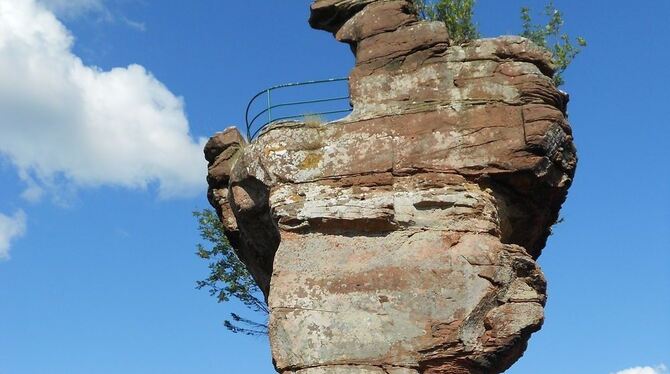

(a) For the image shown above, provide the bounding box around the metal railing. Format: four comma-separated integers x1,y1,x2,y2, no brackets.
245,77,352,140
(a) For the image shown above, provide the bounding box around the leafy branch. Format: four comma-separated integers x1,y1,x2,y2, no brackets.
521,1,587,86
194,209,268,336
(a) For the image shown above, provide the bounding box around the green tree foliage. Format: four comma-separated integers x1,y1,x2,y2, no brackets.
413,0,479,44
521,1,587,86
194,209,268,336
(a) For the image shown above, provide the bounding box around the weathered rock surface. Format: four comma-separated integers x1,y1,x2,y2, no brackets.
205,1,576,373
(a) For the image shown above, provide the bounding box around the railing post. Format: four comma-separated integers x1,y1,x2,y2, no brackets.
267,89,272,125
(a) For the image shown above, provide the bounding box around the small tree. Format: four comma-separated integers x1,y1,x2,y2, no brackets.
414,0,479,44
521,1,587,86
194,209,268,336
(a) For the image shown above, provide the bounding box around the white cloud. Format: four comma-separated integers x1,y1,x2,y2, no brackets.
0,210,27,260
613,364,668,374
120,16,146,32
0,0,206,200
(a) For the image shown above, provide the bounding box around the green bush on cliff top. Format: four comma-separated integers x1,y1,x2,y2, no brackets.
413,0,586,86
414,0,479,44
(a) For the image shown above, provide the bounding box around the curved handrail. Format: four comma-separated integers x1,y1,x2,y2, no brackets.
245,77,352,140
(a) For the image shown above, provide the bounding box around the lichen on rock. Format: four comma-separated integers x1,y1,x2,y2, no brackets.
204,1,576,373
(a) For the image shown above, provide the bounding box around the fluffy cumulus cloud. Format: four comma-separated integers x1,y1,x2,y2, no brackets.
614,364,668,374
0,210,27,260
0,0,206,200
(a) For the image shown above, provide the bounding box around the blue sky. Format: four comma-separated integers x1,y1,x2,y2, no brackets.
0,1,668,373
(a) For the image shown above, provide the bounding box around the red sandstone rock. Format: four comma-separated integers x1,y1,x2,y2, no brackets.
205,1,576,373
336,1,418,43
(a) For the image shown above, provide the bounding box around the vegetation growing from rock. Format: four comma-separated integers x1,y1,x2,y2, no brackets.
413,0,479,43
521,1,587,86
194,209,268,336
414,0,586,86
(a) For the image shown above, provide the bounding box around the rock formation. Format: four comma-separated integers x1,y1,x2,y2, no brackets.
205,1,576,373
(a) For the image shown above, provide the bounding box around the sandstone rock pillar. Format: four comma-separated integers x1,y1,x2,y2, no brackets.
205,1,576,373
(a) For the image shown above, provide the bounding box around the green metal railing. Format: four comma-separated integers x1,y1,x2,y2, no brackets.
245,77,352,140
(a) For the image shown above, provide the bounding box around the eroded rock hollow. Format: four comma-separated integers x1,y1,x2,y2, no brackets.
205,1,576,373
